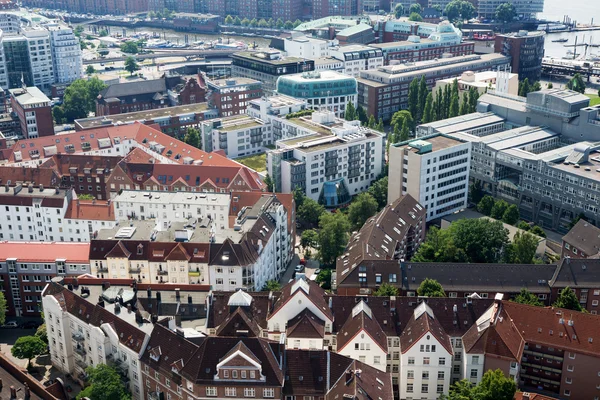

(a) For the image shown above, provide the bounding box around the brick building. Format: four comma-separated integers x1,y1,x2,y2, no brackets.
561,219,600,260
207,78,263,118
9,86,54,139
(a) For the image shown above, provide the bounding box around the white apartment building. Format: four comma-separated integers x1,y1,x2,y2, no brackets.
23,27,54,91
0,31,8,89
200,115,266,158
399,303,453,400
388,134,471,221
283,35,337,59
267,112,385,206
45,22,82,84
329,45,384,78
42,282,151,399
433,69,519,100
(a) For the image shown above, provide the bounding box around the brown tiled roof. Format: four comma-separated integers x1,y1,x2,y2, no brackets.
336,302,387,353
229,192,294,231
562,219,600,257
325,357,394,400
64,199,115,221
139,324,200,375
41,154,121,179
122,147,157,164
216,306,262,337
209,238,259,267
550,258,600,289
502,301,600,358
44,282,147,352
514,393,559,400
286,309,325,339
207,291,272,330
220,341,262,365
283,350,342,396
90,240,150,261
400,305,452,354
271,279,333,321
0,165,60,187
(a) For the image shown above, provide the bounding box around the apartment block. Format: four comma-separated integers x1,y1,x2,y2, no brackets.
267,112,384,206
200,115,266,158
9,85,53,138
206,77,263,118
282,35,336,59
495,31,545,82
329,44,384,78
388,135,471,221
45,22,82,84
478,0,543,19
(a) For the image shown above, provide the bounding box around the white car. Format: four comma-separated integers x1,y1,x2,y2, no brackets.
1,321,18,328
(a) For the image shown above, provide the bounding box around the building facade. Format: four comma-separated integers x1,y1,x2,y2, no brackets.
495,31,545,82
9,86,54,138
329,45,384,78
206,77,263,118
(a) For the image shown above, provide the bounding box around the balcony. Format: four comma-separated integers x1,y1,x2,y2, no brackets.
157,270,168,276
75,359,87,369
188,271,201,277
97,267,109,273
129,266,141,273
72,332,85,342
74,346,87,356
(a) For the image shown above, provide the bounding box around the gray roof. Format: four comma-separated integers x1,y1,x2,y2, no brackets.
550,258,600,288
562,220,600,257
401,262,556,293
100,78,167,99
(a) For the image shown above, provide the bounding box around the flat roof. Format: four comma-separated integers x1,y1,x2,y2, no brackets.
233,51,309,65
549,150,600,180
114,190,230,207
397,134,465,152
485,126,560,151
9,86,50,105
278,70,356,83
207,77,261,88
434,114,505,135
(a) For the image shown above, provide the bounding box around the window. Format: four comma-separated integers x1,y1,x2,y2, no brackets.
421,384,428,393
406,383,413,393
567,365,574,372
155,372,160,380
439,357,446,365
250,371,256,379
564,390,571,397
225,387,236,397
407,370,414,379
206,387,217,397
470,369,478,378
437,384,444,393
438,371,445,380
241,371,247,378
263,388,274,398
422,371,429,380
472,356,479,365
566,377,572,384
244,388,255,397
224,370,229,378
232,370,238,379
374,356,381,364
423,357,430,365
408,357,415,365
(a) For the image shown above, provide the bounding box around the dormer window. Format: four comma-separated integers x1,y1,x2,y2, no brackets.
223,370,229,378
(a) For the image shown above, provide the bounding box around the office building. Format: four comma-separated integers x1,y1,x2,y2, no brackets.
416,112,507,138
329,44,384,77
200,115,266,158
231,51,315,94
267,112,384,206
388,135,471,221
376,19,455,43
276,71,358,118
357,53,511,121
478,0,544,20
433,69,519,99
294,16,375,44
0,241,89,317
9,85,53,138
21,0,148,16
282,35,336,59
206,77,263,118
495,31,545,82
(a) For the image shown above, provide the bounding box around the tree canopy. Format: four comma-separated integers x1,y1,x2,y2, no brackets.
567,73,586,93
553,286,584,312
444,0,476,21
513,288,543,306
409,3,422,14
408,12,423,21
495,2,516,23
120,41,139,54
506,231,538,264
348,192,379,230
443,369,516,400
298,198,326,226
300,229,319,249
367,175,388,210
53,78,107,123
262,280,281,291
417,278,445,297
183,127,200,149
374,282,399,296
11,336,46,367
124,56,140,76
0,292,6,325
502,204,520,225
393,3,404,18
77,364,131,400
317,212,351,266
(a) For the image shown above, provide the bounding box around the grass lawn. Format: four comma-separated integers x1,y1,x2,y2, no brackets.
236,153,267,172
586,94,600,106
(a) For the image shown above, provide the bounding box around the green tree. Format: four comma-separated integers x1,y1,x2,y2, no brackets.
422,92,433,123
316,269,332,289
442,85,451,119
293,19,303,28
345,101,356,121
530,225,546,238
293,187,305,211
78,194,95,200
389,123,400,148
374,282,399,296
412,226,466,263
417,75,428,121
11,336,46,368
490,199,509,220
317,212,351,266
502,204,520,225
408,78,420,122
356,104,368,125
477,195,495,215
448,218,509,263
469,181,484,204
258,18,269,28
569,213,586,229
300,229,319,249
553,286,583,311
367,175,388,210
298,198,326,226
408,12,423,21
475,369,517,400
567,73,586,93
417,278,445,297
400,118,410,142
393,3,404,18
0,292,6,325
241,18,250,26
519,78,531,96
513,288,543,306
468,87,480,113
459,93,469,115
506,231,538,264
517,220,531,231
444,0,474,21
409,3,422,14
233,16,242,25
262,280,281,291
348,192,378,230
183,127,200,149
531,81,542,91
367,114,376,128
120,41,139,54
284,20,294,29
375,118,384,132
73,25,84,37
263,173,274,192
58,78,107,122
391,109,413,132
459,0,475,20
495,2,516,23
85,65,96,75
35,323,48,344
124,56,140,76
77,364,131,400
276,18,284,29
249,18,258,27
449,92,459,117
224,15,234,24
547,82,553,89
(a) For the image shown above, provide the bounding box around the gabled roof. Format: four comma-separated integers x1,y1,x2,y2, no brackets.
105,241,132,259
337,301,388,352
140,324,200,375
400,303,452,354
209,238,258,267
286,309,325,338
100,78,168,99
207,291,271,331
562,219,600,257
219,340,262,366
41,153,121,178
271,278,333,321
215,306,262,337
166,243,192,261
550,258,600,288
0,165,60,187
325,356,394,400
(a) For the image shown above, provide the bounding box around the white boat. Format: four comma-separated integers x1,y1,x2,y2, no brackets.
214,41,247,50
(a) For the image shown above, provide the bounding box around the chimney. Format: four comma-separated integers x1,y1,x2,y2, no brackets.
114,303,121,314
175,288,180,302
156,291,162,303
147,287,152,298
98,296,105,308
67,283,73,291
9,385,16,400
188,294,192,304
127,303,132,313
73,277,79,289
39,184,44,191
55,187,60,194
24,383,30,400
151,314,158,324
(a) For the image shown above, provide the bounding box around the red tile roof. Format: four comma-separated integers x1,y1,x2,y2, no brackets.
0,241,90,263
514,393,559,400
65,199,115,221
400,305,452,354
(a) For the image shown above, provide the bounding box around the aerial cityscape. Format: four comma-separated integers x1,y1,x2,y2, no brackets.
0,0,599,400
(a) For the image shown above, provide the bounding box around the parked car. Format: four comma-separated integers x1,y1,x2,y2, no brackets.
1,321,18,328
294,265,305,273
22,321,41,329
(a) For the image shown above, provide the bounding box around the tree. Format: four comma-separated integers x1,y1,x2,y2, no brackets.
348,192,378,230
569,213,586,229
120,41,139,54
417,75,428,121
375,118,384,133
316,269,332,289
374,282,399,296
284,20,294,29
469,181,484,204
258,18,269,28
468,87,479,113
422,92,433,123
263,173,274,192
367,175,388,210
400,118,410,142
517,220,531,231
11,336,46,368
318,212,351,266
553,286,583,311
263,280,281,291
293,187,305,211
345,101,356,121
408,78,420,122
476,369,517,400
391,110,413,132
293,19,302,28
547,82,553,89
567,73,586,93
519,78,531,97
54,77,107,123
77,364,131,400
531,81,542,91
417,278,445,297
224,15,234,24
459,93,469,115
300,229,319,249
298,198,326,226
183,127,200,149
495,2,516,23
449,92,459,117
477,195,495,215
444,0,474,21
530,225,546,238
233,16,242,25
513,288,543,306
409,3,422,14
389,123,400,148
241,18,250,26
124,56,140,76
78,194,95,200
506,231,538,264
448,218,509,263
249,18,258,27
0,292,6,325
408,12,423,21
276,18,284,29
35,323,48,344
356,104,368,125
502,204,520,225
393,3,404,18
442,85,451,119
490,199,509,220
85,65,96,75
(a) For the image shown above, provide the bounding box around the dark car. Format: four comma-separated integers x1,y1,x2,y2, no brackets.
22,321,41,329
